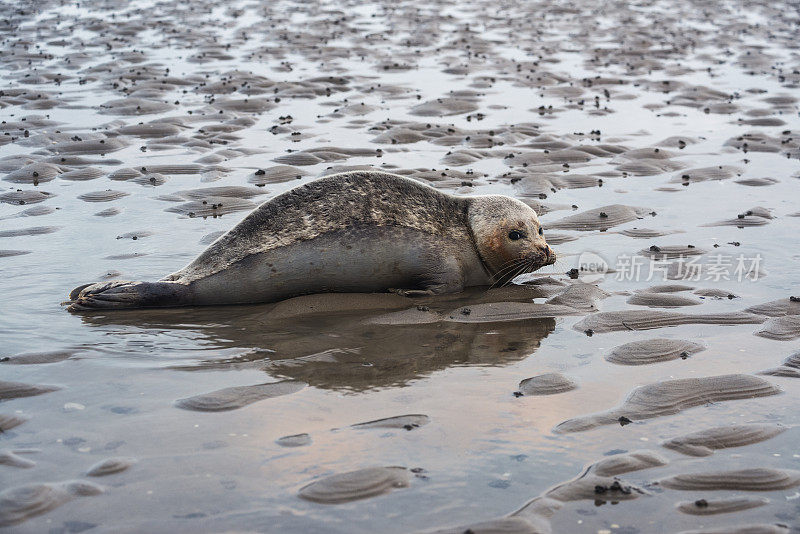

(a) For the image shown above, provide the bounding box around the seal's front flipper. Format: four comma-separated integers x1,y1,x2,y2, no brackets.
67,280,191,311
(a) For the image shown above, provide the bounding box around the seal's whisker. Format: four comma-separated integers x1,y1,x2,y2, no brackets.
523,259,538,275
488,266,523,289
492,257,525,275
504,258,536,287
519,259,538,280
489,259,527,289
491,258,526,280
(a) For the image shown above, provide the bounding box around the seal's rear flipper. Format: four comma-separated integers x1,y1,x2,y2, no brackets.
67,280,191,311
68,283,94,301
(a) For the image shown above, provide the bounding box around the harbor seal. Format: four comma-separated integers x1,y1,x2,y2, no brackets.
66,171,556,311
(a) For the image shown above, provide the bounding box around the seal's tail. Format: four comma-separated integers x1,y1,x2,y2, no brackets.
66,280,191,311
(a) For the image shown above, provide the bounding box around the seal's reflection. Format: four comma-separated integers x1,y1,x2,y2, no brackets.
77,288,556,391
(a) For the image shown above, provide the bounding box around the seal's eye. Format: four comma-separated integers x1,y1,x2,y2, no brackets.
538,227,544,236
508,230,525,241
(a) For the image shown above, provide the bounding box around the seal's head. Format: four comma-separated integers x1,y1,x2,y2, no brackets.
467,195,556,283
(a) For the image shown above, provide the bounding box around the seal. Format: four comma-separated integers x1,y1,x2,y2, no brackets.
66,171,556,311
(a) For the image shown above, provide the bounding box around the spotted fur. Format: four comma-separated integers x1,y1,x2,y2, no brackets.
172,171,470,282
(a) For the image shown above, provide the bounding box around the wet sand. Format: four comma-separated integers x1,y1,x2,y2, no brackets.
1,0,799,532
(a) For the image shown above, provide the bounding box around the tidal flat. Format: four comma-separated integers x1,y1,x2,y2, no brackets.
1,0,799,532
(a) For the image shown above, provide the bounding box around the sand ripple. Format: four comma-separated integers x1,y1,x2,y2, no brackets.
518,373,577,396
0,449,37,469
85,457,136,477
592,450,668,477
606,338,705,365
0,480,103,527
555,374,780,433
756,315,800,340
658,468,800,491
0,380,60,400
352,414,430,430
574,310,765,333
662,423,786,457
544,204,652,231
746,298,800,317
678,523,787,534
0,414,28,433
175,380,305,412
677,497,769,516
276,434,311,447
759,351,800,378
298,466,410,504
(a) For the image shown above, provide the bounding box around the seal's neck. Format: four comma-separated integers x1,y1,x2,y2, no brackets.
464,200,499,280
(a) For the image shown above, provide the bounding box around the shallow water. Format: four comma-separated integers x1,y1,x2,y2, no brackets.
1,0,799,532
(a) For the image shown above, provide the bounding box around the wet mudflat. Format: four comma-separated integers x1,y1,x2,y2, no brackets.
1,0,799,532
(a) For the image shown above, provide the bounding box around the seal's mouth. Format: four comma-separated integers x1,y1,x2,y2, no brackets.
490,248,556,287
544,248,557,266
529,246,556,269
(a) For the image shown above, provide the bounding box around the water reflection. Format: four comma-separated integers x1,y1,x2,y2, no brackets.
75,288,555,391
